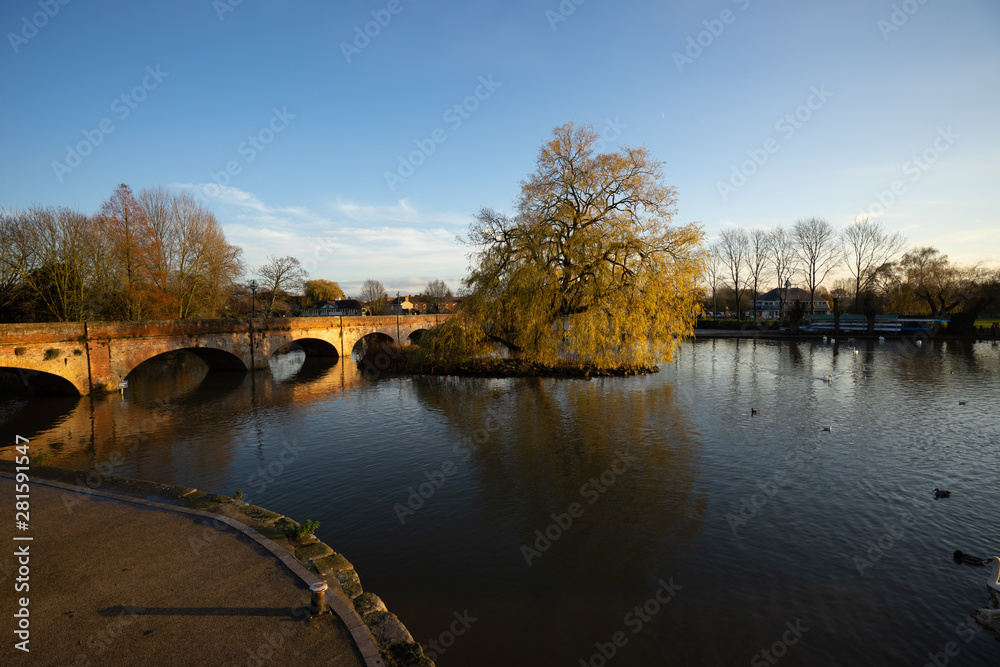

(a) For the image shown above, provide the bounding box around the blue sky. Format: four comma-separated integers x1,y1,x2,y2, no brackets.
2,0,998,297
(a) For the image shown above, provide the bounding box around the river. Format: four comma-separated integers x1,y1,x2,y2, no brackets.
2,337,999,665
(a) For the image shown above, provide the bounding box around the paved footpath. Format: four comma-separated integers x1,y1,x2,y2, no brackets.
0,475,370,666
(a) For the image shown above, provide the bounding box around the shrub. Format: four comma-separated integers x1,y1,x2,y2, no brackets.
44,348,60,360
284,519,320,540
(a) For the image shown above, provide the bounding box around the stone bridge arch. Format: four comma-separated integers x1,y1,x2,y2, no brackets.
270,337,340,360
126,345,249,378
0,366,84,396
351,332,395,361
407,328,430,344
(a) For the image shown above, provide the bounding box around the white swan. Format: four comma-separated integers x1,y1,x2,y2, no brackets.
972,605,1000,631
990,556,1000,593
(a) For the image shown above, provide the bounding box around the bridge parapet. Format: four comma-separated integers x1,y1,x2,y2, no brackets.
0,322,87,345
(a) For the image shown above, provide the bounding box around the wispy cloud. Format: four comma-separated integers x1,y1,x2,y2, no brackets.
175,185,469,294
330,197,471,226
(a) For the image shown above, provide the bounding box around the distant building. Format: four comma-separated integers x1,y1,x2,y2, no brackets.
754,287,830,318
388,293,462,315
301,299,364,317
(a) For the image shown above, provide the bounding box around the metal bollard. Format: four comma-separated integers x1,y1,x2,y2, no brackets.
310,582,328,616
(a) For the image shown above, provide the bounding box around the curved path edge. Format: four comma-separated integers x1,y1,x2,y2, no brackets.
0,470,388,667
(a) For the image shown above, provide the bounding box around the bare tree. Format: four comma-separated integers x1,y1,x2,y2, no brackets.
99,184,150,320
792,217,841,314
766,226,796,317
14,206,98,322
746,228,771,320
169,191,243,319
899,247,984,316
718,227,750,321
841,216,906,313
1,186,243,323
0,210,33,320
870,261,902,311
257,255,307,316
702,243,725,318
425,279,452,312
360,279,387,315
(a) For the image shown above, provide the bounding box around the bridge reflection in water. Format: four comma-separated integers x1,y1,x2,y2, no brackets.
0,347,377,465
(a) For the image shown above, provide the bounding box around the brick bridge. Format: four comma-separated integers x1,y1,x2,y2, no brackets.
0,315,447,395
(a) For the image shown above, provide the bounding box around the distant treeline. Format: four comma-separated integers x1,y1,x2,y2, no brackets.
702,218,999,329
0,184,244,323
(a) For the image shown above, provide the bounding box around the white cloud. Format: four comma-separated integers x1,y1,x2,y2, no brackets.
176,185,469,293
330,197,470,226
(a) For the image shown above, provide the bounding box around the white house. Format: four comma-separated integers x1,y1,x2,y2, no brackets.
754,287,830,318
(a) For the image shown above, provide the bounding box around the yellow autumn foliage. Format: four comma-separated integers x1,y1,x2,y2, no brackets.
435,122,704,369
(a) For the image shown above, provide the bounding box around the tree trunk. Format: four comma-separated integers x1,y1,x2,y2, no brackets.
946,297,991,336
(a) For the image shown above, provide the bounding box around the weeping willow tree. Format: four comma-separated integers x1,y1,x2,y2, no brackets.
431,122,704,370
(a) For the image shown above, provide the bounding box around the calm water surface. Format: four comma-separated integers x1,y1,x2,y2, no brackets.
2,338,999,665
